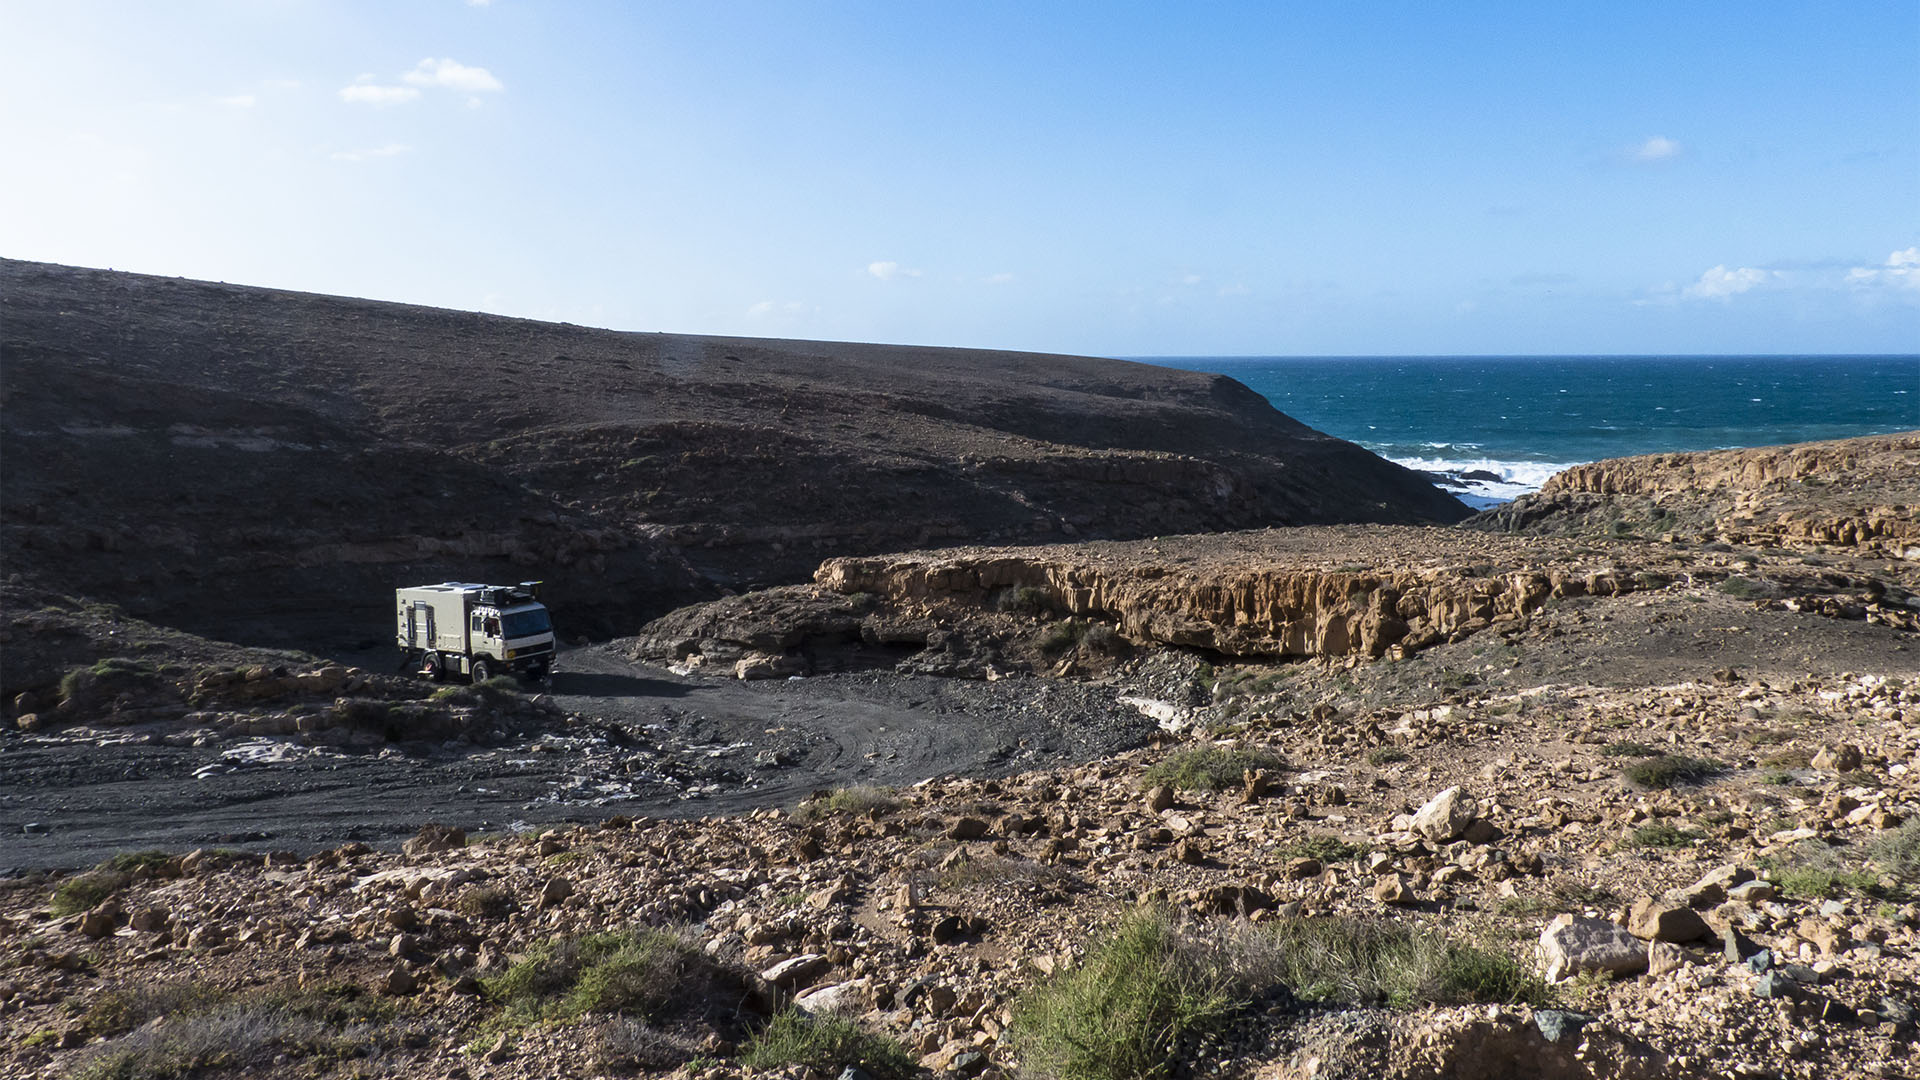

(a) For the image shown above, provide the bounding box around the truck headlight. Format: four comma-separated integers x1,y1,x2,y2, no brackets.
506,649,517,659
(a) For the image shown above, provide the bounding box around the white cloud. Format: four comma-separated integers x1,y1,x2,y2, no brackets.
404,58,503,93
867,260,921,281
330,143,412,162
467,0,492,5
1179,273,1203,286
338,83,420,106
747,300,811,319
1633,135,1682,161
1682,264,1773,300
215,94,256,108
1216,283,1250,297
982,272,1015,285
1845,247,1920,293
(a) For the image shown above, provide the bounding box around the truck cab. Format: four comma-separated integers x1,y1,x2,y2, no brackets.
396,581,556,683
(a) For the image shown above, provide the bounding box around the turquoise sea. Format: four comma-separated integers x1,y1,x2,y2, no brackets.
1150,355,1920,509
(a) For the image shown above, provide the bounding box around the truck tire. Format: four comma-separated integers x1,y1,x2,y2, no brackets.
470,659,491,684
421,651,443,681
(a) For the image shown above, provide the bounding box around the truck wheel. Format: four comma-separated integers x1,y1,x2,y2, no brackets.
421,651,443,681
470,659,491,684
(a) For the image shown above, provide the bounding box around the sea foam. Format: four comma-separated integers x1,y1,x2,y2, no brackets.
1387,455,1581,511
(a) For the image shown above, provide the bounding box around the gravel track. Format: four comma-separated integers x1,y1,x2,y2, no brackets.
0,645,1157,871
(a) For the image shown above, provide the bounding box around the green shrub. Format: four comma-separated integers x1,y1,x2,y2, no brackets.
741,1010,914,1080
1274,836,1365,865
794,785,900,822
101,851,175,875
1716,576,1772,600
1627,822,1701,849
70,981,404,1080
1081,623,1125,655
1038,621,1085,654
1601,741,1661,758
457,885,518,920
1497,881,1619,918
592,1017,705,1073
1622,755,1722,789
82,983,229,1037
1211,917,1549,1010
484,928,730,1026
50,870,132,916
1870,819,1920,882
1771,866,1883,900
1366,747,1410,766
1142,746,1284,792
997,586,1049,616
1009,910,1234,1080
931,852,1073,892
1762,841,1901,901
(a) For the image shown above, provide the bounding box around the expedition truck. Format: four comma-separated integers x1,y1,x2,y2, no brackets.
395,581,556,683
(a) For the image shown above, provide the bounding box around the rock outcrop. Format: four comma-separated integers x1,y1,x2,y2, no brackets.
1474,433,1920,555
635,526,1681,671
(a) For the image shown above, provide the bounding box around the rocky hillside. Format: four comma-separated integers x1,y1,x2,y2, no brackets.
6,651,1916,1080
0,259,1464,678
1472,433,1920,553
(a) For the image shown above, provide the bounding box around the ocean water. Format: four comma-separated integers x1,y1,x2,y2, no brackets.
1151,355,1920,509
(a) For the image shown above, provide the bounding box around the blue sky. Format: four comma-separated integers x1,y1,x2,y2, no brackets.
3,1,1916,356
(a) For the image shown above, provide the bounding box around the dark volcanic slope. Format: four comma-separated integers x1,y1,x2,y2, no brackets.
0,259,1464,662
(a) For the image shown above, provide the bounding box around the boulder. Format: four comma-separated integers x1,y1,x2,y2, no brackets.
1647,940,1690,977
402,824,466,856
1372,873,1416,905
947,817,989,841
1811,743,1863,772
796,978,873,1016
128,907,170,934
381,965,419,996
78,903,121,940
1628,897,1713,943
1539,915,1649,982
762,953,830,989
736,653,806,680
1678,864,1754,909
1410,786,1477,842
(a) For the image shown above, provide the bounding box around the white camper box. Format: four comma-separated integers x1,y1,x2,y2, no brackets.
395,581,556,683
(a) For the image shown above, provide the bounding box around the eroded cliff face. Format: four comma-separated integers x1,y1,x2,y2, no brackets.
1477,433,1920,554
812,531,1647,660
634,527,1691,675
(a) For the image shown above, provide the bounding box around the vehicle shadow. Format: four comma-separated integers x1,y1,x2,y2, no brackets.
549,671,693,699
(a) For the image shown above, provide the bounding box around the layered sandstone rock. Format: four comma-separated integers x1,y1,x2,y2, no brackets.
1477,433,1920,554
811,527,1657,660
638,527,1674,670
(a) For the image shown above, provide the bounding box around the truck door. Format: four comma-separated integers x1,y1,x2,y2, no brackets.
413,606,434,649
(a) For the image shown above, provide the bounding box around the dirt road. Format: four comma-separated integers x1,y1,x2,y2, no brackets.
0,645,1157,872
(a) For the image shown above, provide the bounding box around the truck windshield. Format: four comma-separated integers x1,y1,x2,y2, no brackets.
502,609,552,637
